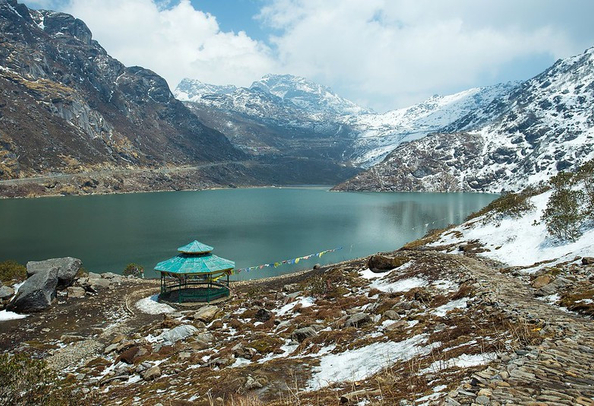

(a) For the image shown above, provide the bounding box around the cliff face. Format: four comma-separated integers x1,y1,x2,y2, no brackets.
0,0,243,180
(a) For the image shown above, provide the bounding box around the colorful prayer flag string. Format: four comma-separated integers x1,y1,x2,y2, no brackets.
234,246,343,274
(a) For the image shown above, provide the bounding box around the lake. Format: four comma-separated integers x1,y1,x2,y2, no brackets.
0,188,497,280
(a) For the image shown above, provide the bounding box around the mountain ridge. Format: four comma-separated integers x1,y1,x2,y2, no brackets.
335,47,594,193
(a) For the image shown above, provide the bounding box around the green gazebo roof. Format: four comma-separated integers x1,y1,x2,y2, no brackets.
178,240,214,254
155,240,235,275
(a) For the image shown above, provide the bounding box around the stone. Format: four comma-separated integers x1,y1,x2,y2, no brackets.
66,286,86,298
475,395,490,405
158,324,198,344
27,257,82,289
117,346,140,364
283,283,299,293
582,257,594,265
254,308,272,322
0,285,15,300
368,255,408,272
7,268,58,312
141,366,161,381
344,312,372,328
291,326,317,342
244,375,263,390
194,305,219,323
382,310,400,320
532,275,552,289
195,332,214,344
384,320,408,332
104,343,119,354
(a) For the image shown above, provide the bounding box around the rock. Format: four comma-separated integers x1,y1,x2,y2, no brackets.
384,320,408,332
582,257,594,265
475,395,490,405
254,308,272,322
7,268,58,312
78,274,111,292
283,283,299,293
0,285,15,300
344,312,372,328
532,274,552,289
194,305,219,323
368,255,408,272
27,257,82,289
232,343,257,359
104,343,119,354
291,326,317,342
382,310,400,320
117,346,140,364
244,375,263,390
195,332,214,344
141,366,161,381
158,325,198,343
66,286,86,298
101,272,123,283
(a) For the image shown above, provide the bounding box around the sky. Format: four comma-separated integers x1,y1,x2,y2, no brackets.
22,0,594,112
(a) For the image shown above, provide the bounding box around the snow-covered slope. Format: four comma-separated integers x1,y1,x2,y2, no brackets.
346,83,518,167
336,47,594,192
432,189,594,270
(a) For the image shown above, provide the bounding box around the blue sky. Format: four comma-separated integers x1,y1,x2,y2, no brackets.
22,0,594,112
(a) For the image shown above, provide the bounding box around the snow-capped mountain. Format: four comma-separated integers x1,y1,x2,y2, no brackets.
335,47,594,193
176,74,369,120
345,82,518,167
175,74,362,162
175,75,512,168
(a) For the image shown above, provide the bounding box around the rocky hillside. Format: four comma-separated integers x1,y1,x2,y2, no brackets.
0,0,244,181
335,47,594,193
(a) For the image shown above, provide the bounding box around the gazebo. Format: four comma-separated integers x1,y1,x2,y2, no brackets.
155,240,234,304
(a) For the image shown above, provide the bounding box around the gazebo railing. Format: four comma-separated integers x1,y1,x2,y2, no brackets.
159,277,230,304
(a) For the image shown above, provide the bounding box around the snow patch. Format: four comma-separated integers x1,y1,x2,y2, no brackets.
0,310,28,321
370,276,427,293
135,294,175,315
307,334,438,390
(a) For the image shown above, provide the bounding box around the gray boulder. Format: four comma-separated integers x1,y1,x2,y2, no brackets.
0,284,15,300
158,325,198,344
7,268,59,312
291,326,317,342
27,257,82,289
344,312,372,328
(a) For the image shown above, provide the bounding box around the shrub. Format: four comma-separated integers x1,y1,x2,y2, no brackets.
542,188,585,242
123,263,144,278
0,353,74,405
466,189,538,222
0,260,26,284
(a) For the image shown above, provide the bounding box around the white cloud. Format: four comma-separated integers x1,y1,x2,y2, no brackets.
22,0,594,112
259,0,593,111
53,0,277,90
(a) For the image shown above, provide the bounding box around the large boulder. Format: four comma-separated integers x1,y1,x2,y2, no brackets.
367,255,409,273
7,268,58,312
27,257,82,289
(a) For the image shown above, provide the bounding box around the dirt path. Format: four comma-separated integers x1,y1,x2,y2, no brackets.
448,253,594,404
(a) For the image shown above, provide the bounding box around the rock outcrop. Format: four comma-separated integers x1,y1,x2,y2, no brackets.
7,267,58,312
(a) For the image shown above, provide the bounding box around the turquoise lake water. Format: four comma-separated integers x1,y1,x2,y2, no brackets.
0,188,497,280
